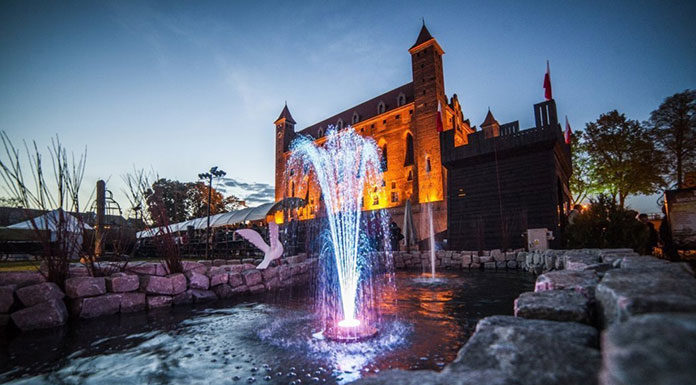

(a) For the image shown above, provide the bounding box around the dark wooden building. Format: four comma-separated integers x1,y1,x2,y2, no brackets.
440,100,572,250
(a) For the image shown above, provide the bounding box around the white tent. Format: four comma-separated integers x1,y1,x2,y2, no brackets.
7,209,92,233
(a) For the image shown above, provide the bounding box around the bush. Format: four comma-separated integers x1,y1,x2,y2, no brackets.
566,194,649,252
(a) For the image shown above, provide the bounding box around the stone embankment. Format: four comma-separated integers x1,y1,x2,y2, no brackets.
352,249,696,385
0,254,317,332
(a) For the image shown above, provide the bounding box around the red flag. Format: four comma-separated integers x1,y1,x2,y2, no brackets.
543,60,552,100
436,100,443,132
564,116,572,144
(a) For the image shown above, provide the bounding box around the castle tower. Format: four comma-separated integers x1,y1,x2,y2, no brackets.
274,103,295,201
409,23,446,203
480,109,500,138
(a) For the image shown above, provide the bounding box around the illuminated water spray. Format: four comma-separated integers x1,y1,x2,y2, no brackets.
288,127,382,337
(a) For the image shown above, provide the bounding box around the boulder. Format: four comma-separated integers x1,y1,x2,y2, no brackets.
213,259,227,267
506,261,517,269
65,277,106,298
261,266,278,281
75,294,121,318
514,290,592,324
16,282,64,307
285,254,306,265
105,273,140,293
185,271,210,290
278,266,292,281
228,272,244,287
232,285,249,294
242,269,263,287
181,261,208,274
126,262,167,276
596,268,696,326
535,270,599,299
169,274,187,295
564,252,600,271
249,284,265,294
147,295,172,309
10,298,68,330
445,315,600,385
264,277,280,290
224,263,258,273
0,271,45,288
600,313,696,385
0,285,15,313
212,284,234,299
348,369,516,385
139,274,186,295
119,292,146,313
484,262,496,269
196,260,213,268
172,291,193,306
207,267,228,287
190,289,217,303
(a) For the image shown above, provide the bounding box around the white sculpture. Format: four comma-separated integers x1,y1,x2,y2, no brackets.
235,221,284,269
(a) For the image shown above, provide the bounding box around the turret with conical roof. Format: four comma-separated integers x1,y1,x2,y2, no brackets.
480,108,500,138
274,103,296,201
275,102,296,125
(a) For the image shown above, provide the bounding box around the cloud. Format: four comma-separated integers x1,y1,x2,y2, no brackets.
215,177,274,206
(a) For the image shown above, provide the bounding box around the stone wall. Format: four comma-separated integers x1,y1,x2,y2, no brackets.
351,250,696,385
391,249,526,270
0,255,318,332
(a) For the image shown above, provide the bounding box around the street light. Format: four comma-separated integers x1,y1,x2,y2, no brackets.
198,166,226,259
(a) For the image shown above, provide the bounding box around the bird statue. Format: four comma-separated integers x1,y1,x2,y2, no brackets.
235,221,283,269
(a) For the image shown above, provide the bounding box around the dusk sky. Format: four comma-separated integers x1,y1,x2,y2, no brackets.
1,0,694,213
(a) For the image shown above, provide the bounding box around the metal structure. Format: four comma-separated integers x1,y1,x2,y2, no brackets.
198,166,226,259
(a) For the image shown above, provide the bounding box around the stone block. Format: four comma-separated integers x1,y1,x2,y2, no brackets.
139,275,170,295
479,255,493,263
186,271,210,290
10,298,68,331
119,292,146,313
249,284,265,293
535,270,599,299
126,262,167,276
0,285,15,313
190,289,217,303
278,265,292,281
222,263,256,273
506,261,517,269
212,259,227,266
514,290,592,324
516,252,528,262
65,277,106,298
232,285,249,294
242,269,262,287
285,254,306,265
470,262,481,270
106,273,140,293
0,271,45,288
496,261,507,269
241,258,256,265
172,290,193,306
261,266,278,281
207,267,228,287
445,315,600,385
564,252,600,271
16,282,64,307
76,294,121,318
264,277,280,290
147,295,172,309
181,261,208,274
212,284,234,299
596,268,696,326
484,262,496,269
196,260,212,268
169,274,186,295
228,272,244,287
599,313,696,385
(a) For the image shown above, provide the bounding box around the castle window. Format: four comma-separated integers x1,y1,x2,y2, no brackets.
383,120,386,124
352,112,360,124
381,144,388,171
382,179,386,187
409,110,413,115
372,195,379,206
425,156,432,172
337,118,344,129
404,133,414,166
422,90,426,95
290,181,295,197
377,101,386,114
391,192,399,203
371,124,375,129
391,181,396,189
318,127,324,137
407,170,413,181
395,115,400,120
397,93,406,106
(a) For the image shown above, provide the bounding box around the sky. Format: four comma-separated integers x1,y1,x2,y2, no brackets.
1,0,694,214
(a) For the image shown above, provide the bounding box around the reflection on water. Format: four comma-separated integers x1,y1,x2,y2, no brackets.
0,270,534,385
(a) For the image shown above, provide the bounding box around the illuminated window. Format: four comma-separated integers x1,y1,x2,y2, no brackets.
318,127,324,137
352,112,360,124
404,133,414,166
372,195,379,205
381,144,388,171
337,119,344,129
425,157,432,172
381,179,386,187
395,114,400,120
397,93,406,106
377,101,386,114
391,192,399,203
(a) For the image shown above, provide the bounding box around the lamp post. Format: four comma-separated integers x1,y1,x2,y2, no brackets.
198,166,226,259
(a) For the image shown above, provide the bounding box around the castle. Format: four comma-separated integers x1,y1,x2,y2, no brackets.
274,24,571,249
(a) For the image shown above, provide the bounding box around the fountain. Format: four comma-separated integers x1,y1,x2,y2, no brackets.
288,126,385,341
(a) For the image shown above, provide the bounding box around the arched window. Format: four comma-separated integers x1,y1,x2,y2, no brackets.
352,112,360,124
377,101,386,115
407,170,413,181
425,156,432,172
381,144,388,171
397,93,406,106
317,126,324,137
337,118,344,129
404,133,414,166
290,181,295,197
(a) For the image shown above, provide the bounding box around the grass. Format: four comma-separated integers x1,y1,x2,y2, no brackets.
0,260,41,272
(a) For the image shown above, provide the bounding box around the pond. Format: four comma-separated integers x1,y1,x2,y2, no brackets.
0,270,534,385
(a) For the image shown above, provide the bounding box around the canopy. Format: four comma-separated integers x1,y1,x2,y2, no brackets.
136,198,305,239
7,209,93,233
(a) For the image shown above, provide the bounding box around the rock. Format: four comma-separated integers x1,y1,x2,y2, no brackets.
169,274,187,295
207,267,228,287
196,260,212,268
16,282,64,307
190,289,217,303
514,290,592,324
0,271,45,288
213,259,227,267
65,277,106,298
564,252,600,271
126,262,167,276
506,260,517,269
172,291,193,306
596,268,696,326
139,274,186,295
261,266,278,281
348,369,516,385
241,258,255,265
181,261,208,274
232,285,249,294
228,272,244,287
186,271,210,290
445,315,600,385
278,266,292,281
11,299,68,330
105,273,140,293
75,294,121,318
496,261,507,269
0,285,15,313
248,284,265,293
516,252,528,262
119,292,146,313
212,284,234,299
490,249,503,262
224,264,258,273
286,255,306,265
600,313,696,385
147,295,172,309
535,270,599,299
242,269,263,287
264,277,280,290
484,262,496,269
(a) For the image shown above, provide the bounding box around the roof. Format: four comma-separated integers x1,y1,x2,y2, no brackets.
481,109,499,127
275,103,296,125
411,24,434,49
297,83,414,138
7,209,92,232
